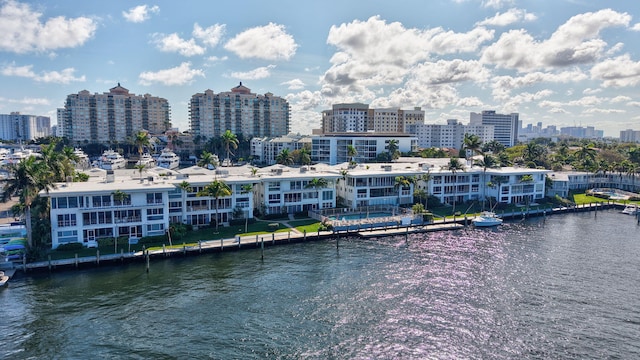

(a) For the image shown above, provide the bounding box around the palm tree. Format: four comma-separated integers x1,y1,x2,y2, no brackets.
197,179,232,232
462,133,483,161
347,144,358,165
134,130,151,159
111,189,129,206
413,172,432,209
443,157,465,215
482,139,505,154
39,141,67,182
177,181,192,224
3,156,54,247
475,154,500,210
197,150,218,169
276,148,294,165
299,146,312,166
134,164,147,179
240,184,254,232
394,175,414,207
387,139,400,160
305,177,329,211
574,144,597,170
221,130,238,165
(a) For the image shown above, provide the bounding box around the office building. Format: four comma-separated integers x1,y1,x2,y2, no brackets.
469,110,519,147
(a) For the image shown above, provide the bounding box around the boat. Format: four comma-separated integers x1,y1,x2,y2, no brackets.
73,148,90,168
99,150,127,170
135,153,156,167
621,204,639,215
157,149,180,169
0,271,8,287
472,211,503,227
3,148,39,165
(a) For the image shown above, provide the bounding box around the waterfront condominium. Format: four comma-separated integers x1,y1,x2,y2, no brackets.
189,83,290,141
0,112,50,142
320,103,425,134
469,110,519,147
57,84,171,145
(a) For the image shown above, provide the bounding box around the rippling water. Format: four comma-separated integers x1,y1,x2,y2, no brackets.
2,210,640,359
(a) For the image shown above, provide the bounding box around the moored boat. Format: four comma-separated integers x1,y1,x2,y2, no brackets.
621,204,639,215
472,211,503,227
157,149,180,169
135,153,156,167
99,150,127,170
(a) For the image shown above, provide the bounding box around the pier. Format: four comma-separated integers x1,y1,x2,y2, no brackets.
14,201,631,274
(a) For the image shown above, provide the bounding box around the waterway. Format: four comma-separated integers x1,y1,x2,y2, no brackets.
2,210,640,359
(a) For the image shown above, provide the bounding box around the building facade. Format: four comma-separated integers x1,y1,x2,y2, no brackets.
0,112,50,142
250,135,312,165
470,110,519,147
58,84,171,145
321,103,425,134
189,83,290,141
412,119,494,150
311,134,418,165
620,129,640,143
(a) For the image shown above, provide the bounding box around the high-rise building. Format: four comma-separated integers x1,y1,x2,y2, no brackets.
58,84,171,145
189,83,290,140
470,110,519,147
0,112,50,142
320,104,425,134
412,119,494,150
620,129,640,143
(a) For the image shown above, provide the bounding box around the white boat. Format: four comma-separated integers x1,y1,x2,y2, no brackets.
99,150,127,170
0,271,8,287
135,153,156,167
621,204,639,215
472,211,503,227
4,148,39,165
73,148,90,168
157,149,180,169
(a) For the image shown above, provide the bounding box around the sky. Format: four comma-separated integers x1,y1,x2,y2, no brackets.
1,0,640,138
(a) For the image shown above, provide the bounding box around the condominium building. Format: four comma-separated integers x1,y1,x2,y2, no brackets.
250,135,312,165
58,84,171,145
620,129,640,143
311,133,418,165
0,112,50,142
470,110,519,147
189,83,290,141
412,119,494,149
320,103,425,134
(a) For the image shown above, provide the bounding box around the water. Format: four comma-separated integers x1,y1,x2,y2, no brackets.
328,211,392,220
2,210,640,359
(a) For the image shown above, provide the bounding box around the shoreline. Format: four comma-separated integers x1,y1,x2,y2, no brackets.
7,202,634,276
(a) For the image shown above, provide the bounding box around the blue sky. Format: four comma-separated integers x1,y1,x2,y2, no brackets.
1,0,640,137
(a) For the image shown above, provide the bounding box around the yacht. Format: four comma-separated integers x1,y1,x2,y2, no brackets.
135,153,156,167
73,148,90,168
621,204,639,215
4,148,39,165
99,150,127,170
472,211,503,227
157,149,180,169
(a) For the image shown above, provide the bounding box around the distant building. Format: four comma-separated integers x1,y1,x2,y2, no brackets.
559,126,603,139
470,110,519,147
412,119,494,150
189,83,290,140
58,84,171,145
251,135,312,165
619,129,640,143
320,103,425,134
311,133,418,165
0,112,50,142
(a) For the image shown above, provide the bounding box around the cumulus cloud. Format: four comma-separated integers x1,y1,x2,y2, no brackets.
590,54,640,87
281,78,306,90
476,8,537,27
483,0,514,9
122,4,159,23
153,33,205,56
582,108,625,115
224,23,297,61
0,0,97,53
2,63,85,83
627,101,640,107
631,23,640,31
0,96,51,105
539,95,604,108
320,16,493,98
138,62,204,85
491,69,587,100
609,95,630,103
193,23,225,47
229,65,276,80
481,9,631,71
583,88,602,95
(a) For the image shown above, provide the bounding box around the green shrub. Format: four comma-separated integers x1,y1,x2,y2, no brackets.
268,223,279,231
56,242,84,251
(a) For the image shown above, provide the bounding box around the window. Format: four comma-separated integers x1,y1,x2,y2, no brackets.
57,214,77,227
57,230,78,244
147,208,164,221
147,192,163,204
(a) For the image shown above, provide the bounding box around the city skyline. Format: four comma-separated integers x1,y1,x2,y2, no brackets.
1,0,640,137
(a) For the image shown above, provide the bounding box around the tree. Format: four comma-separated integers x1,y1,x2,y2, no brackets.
387,139,400,160
482,140,505,154
134,164,147,179
3,156,54,247
177,181,192,224
134,130,151,159
197,150,218,169
298,145,312,166
443,157,465,215
240,184,254,232
412,203,425,216
197,179,232,232
111,190,129,206
462,133,483,160
474,154,500,210
347,144,358,165
305,177,329,211
221,130,238,165
394,175,415,207
574,144,597,170
276,148,294,165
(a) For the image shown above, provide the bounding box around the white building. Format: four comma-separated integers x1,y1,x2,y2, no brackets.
412,119,494,150
250,135,312,165
189,83,290,140
620,129,640,143
470,110,519,147
321,103,425,134
0,112,50,142
312,134,418,165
